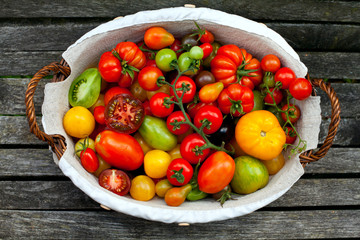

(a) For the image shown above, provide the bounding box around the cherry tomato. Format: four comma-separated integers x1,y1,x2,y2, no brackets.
164,184,192,207
167,144,182,160
130,175,155,201
80,148,99,173
198,151,235,194
207,115,235,146
281,104,301,124
194,105,223,134
149,92,174,118
142,100,152,116
178,52,200,76
261,153,285,175
75,137,95,158
93,154,111,177
195,70,216,88
104,93,144,134
245,58,263,86
289,77,313,100
284,126,297,144
261,54,281,73
130,80,147,102
189,46,204,60
138,66,164,91
186,101,218,119
93,106,106,125
199,82,224,103
170,76,197,103
275,67,296,89
240,76,255,90
144,150,172,179
166,111,191,135
170,38,183,57
104,86,132,106
98,51,122,83
199,43,213,59
88,93,105,113
133,132,153,155
146,84,171,101
63,106,95,139
99,169,131,196
180,133,210,164
264,88,284,105
155,48,177,72
167,158,194,186
144,26,175,50
155,179,173,198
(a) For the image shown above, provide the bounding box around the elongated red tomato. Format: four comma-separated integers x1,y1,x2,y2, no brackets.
80,148,99,173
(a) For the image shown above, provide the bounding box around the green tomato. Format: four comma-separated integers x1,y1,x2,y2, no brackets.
262,72,275,88
252,90,264,111
68,68,101,108
230,155,269,194
138,115,177,151
155,49,177,72
178,52,199,76
74,137,95,157
189,46,204,60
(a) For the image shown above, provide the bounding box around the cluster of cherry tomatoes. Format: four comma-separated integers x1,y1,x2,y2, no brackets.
62,22,312,207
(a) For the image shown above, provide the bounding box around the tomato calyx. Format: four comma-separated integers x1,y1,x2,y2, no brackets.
75,137,92,155
170,168,185,184
138,43,157,60
216,186,237,207
111,49,140,80
229,98,245,116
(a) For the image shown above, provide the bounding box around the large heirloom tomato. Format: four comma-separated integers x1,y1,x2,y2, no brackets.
95,130,144,171
235,110,286,161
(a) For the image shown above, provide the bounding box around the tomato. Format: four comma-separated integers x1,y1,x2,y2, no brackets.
186,101,218,119
149,92,174,118
167,144,182,160
164,184,192,207
260,153,285,175
170,76,197,103
180,133,210,164
88,93,105,113
99,169,131,196
80,148,99,173
93,154,111,177
189,46,204,60
198,151,235,194
262,72,276,88
235,110,286,161
170,38,183,57
133,132,153,155
98,51,122,83
266,106,286,127
199,82,224,103
284,126,297,144
104,93,144,134
264,87,283,105
137,41,156,60
240,76,255,90
231,155,269,194
178,52,200,75
144,26,175,50
75,137,95,158
155,179,173,198
202,41,221,68
139,115,177,151
194,105,223,134
208,115,235,146
95,130,144,171
104,86,132,106
166,158,193,186
289,77,313,100
142,100,152,116
252,90,264,111
155,48,177,72
195,70,215,88
114,41,146,69
138,66,164,91
181,33,199,51
130,80,147,102
260,54,281,73
281,104,301,124
166,111,190,135
130,175,155,201
217,84,254,117
199,43,213,59
93,106,106,125
63,106,95,138
144,150,172,179
146,83,171,101
68,68,101,108
200,29,215,44
274,67,296,89
245,58,263,86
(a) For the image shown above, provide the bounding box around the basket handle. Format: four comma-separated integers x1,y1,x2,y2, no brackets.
299,78,341,166
25,61,71,159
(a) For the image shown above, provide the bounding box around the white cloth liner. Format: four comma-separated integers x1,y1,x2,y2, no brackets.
41,7,321,223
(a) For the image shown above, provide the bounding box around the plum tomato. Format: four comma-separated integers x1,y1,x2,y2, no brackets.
170,76,197,103
166,111,191,135
104,93,144,134
194,105,223,134
93,106,106,125
80,148,99,173
63,106,95,139
149,92,174,118
144,26,175,50
260,54,281,73
180,133,210,164
133,132,153,155
138,66,164,91
104,86,132,106
167,144,182,160
199,82,224,104
274,67,296,89
164,184,192,207
167,158,194,186
99,169,131,196
93,154,111,177
130,175,155,201
289,77,313,100
281,104,301,124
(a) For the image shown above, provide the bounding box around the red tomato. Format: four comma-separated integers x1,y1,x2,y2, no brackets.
180,133,210,164
240,76,255,90
98,169,131,196
104,93,144,134
145,59,158,68
166,111,190,135
98,51,122,83
275,67,296,89
138,66,164,91
264,88,284,105
150,92,174,118
200,30,215,44
285,126,297,144
170,39,183,58
93,106,106,125
104,86,132,106
118,71,138,88
281,104,301,124
198,82,224,103
199,43,213,59
261,54,281,73
289,78,313,100
194,105,223,134
144,26,175,50
198,151,235,194
217,84,254,117
170,76,197,103
80,148,99,173
245,58,263,86
167,158,194,186
187,101,218,119
142,100,152,116
95,130,144,171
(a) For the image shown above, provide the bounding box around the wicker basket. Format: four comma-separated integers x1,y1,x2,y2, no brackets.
24,7,340,223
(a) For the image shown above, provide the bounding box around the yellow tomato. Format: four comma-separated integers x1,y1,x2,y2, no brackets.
63,106,95,138
155,179,173,198
93,154,112,177
167,144,182,160
144,150,172,179
133,132,153,154
235,110,286,161
130,175,155,201
261,152,285,175
74,137,95,157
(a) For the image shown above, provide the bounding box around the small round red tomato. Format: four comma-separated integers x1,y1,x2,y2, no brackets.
104,86,132,106
99,169,131,196
166,111,190,135
104,93,144,134
80,148,99,173
144,26,175,50
240,76,255,90
170,39,183,57
167,158,194,186
199,43,213,59
180,133,210,164
93,106,106,125
142,100,152,116
170,76,197,103
187,101,218,119
274,67,296,89
150,92,174,118
98,51,122,83
138,66,164,91
289,77,313,100
264,88,283,105
281,104,301,124
284,126,297,144
194,105,223,134
200,30,215,44
198,151,235,194
261,54,281,73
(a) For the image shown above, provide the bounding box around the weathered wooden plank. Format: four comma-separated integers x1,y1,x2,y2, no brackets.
319,118,360,146
0,210,359,239
2,0,359,23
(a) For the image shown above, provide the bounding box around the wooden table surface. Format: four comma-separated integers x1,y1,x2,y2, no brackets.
1,1,359,239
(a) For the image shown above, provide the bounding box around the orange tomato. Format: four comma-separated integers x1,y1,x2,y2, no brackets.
144,27,175,50
235,110,286,161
